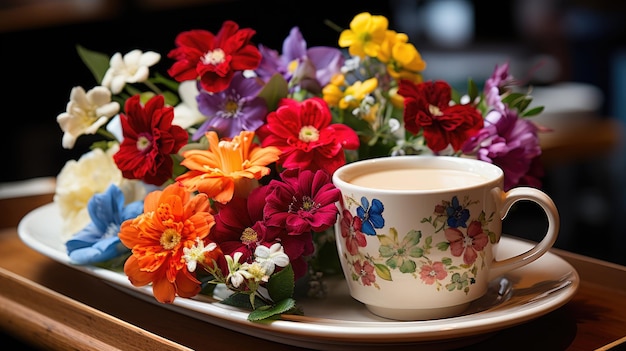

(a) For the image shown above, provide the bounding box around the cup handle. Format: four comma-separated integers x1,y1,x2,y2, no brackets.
488,187,560,280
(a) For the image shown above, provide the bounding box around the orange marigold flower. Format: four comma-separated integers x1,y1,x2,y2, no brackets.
118,182,215,303
175,130,281,204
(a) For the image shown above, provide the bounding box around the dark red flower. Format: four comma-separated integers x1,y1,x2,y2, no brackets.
167,21,262,93
113,95,188,186
210,186,313,280
264,168,340,235
398,80,483,152
256,97,359,175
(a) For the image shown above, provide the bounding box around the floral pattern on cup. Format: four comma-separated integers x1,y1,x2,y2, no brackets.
339,195,498,294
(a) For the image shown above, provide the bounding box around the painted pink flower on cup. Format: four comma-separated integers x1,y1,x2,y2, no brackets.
445,220,489,265
419,262,448,285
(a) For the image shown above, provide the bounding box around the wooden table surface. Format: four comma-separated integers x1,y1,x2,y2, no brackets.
0,194,625,351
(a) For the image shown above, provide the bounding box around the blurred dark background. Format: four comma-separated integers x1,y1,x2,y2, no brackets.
1,0,625,265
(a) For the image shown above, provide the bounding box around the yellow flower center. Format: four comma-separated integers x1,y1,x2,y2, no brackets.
225,100,239,114
241,227,258,245
287,59,299,74
429,104,443,116
202,48,226,65
299,126,319,142
160,228,181,250
136,135,151,152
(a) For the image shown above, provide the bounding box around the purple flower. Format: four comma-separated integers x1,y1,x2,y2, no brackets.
193,72,267,139
462,107,542,190
484,61,515,112
256,27,344,94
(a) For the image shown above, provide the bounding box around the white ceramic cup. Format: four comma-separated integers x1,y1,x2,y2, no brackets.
332,156,559,320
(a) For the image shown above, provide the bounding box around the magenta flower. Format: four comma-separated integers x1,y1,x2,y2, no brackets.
256,26,344,94
445,220,488,265
462,107,542,190
193,72,268,139
210,186,313,280
419,261,448,285
339,209,367,255
264,168,340,235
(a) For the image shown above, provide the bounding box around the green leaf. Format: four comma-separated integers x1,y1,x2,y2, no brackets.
404,229,422,246
521,105,544,117
258,74,289,111
247,298,297,321
374,263,392,281
76,45,110,84
267,264,295,302
467,78,479,102
220,291,260,310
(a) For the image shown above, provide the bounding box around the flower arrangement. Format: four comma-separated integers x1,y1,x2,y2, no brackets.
54,12,546,321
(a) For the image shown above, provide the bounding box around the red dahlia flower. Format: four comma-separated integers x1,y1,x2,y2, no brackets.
113,95,188,186
398,80,483,152
256,97,359,175
167,21,262,93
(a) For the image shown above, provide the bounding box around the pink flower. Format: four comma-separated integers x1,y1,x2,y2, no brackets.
444,220,488,265
264,168,340,235
339,209,368,255
353,260,376,286
419,261,448,285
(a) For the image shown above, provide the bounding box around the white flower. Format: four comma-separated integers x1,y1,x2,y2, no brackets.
53,144,146,241
101,50,161,94
56,86,120,149
254,243,290,276
172,80,207,129
183,238,217,272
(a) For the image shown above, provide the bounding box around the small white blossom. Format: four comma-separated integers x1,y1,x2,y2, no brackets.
183,238,217,272
254,243,290,276
101,50,161,94
56,86,120,149
172,80,207,129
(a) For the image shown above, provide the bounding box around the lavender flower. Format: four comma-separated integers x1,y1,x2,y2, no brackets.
256,26,344,94
193,72,267,139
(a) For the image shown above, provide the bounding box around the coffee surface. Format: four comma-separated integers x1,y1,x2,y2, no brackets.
349,168,488,190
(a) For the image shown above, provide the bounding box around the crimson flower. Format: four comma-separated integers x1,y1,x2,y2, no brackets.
339,209,367,255
398,80,483,152
210,186,313,280
444,220,488,265
167,20,262,93
264,168,340,235
256,97,359,174
113,95,188,186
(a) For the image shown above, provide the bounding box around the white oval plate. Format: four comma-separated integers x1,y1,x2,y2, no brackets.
18,203,579,350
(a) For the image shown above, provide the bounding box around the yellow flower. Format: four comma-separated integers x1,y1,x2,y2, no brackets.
378,30,426,83
322,74,346,107
175,131,280,204
338,12,388,58
338,77,378,111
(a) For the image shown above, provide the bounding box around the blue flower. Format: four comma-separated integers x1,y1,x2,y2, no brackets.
445,196,470,228
66,184,143,264
356,196,384,235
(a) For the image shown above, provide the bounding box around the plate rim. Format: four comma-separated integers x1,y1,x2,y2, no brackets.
17,202,580,347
